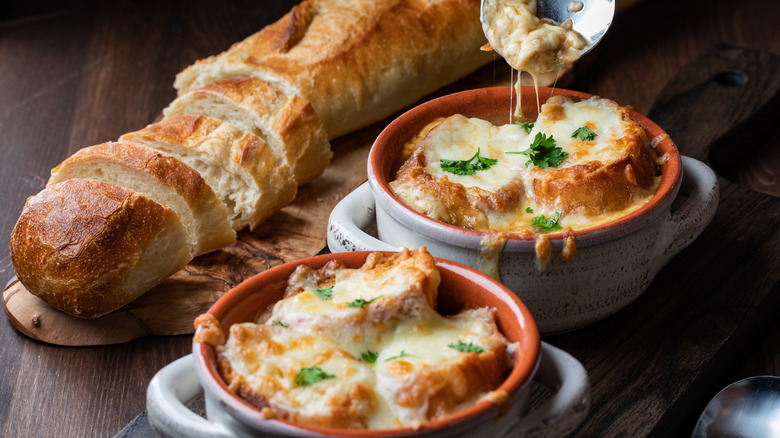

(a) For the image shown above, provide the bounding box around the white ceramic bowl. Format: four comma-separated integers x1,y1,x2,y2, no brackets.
146,251,590,437
328,86,719,334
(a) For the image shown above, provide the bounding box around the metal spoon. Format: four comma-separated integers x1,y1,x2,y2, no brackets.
692,375,780,438
480,0,616,56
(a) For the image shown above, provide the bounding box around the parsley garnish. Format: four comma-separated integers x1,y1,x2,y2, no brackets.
359,351,379,364
526,207,534,214
531,212,563,233
448,340,483,353
272,320,288,328
312,286,333,300
508,133,568,168
384,350,412,362
296,366,335,387
516,121,535,133
572,126,597,141
348,296,382,308
440,148,498,175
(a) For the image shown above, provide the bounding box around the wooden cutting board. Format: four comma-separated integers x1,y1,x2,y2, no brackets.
2,62,573,346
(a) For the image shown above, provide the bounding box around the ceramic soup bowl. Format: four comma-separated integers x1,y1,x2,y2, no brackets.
147,251,590,437
327,86,719,334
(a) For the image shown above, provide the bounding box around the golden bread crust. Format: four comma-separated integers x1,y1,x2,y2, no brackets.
121,115,297,230
174,0,492,138
48,141,236,255
532,103,659,215
221,323,379,429
394,125,526,230
165,77,332,185
10,179,190,318
383,310,511,418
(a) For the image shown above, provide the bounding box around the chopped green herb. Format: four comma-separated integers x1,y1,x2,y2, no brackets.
384,350,412,362
531,212,563,233
272,320,288,328
296,366,335,387
507,133,568,168
348,296,382,308
440,148,498,175
312,286,333,300
526,207,534,214
571,126,597,141
359,351,379,364
448,340,483,353
516,121,535,133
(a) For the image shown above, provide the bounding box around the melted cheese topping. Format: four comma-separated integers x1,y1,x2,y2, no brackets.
391,95,660,236
214,249,514,430
423,116,529,191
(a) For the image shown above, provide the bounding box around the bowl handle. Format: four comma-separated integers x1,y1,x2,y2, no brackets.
502,342,591,437
146,354,233,438
327,182,399,253
656,156,719,266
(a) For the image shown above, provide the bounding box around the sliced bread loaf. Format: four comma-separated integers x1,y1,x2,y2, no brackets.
163,77,331,186
48,141,236,256
120,114,297,231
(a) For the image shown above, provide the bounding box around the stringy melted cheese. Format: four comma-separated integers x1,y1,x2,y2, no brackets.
481,0,587,76
209,249,514,430
481,0,588,117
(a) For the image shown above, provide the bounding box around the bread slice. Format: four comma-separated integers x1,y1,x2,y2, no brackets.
47,141,236,256
163,77,331,186
120,115,297,231
9,178,191,318
266,249,442,356
173,0,493,139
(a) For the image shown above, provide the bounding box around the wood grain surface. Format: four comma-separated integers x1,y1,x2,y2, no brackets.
1,0,778,437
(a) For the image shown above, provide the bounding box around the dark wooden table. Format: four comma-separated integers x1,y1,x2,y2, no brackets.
1,0,778,436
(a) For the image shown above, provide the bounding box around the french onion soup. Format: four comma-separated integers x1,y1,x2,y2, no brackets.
194,248,517,430
390,95,661,240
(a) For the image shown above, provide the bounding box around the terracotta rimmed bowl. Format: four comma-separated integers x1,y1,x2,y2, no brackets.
145,251,590,437
328,86,719,334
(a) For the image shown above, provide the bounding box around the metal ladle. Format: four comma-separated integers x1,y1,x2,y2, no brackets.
692,375,780,437
480,0,616,56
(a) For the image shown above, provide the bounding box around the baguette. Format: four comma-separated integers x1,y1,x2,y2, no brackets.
173,0,493,139
47,141,236,256
120,115,297,231
9,179,191,318
164,77,332,185
9,0,496,320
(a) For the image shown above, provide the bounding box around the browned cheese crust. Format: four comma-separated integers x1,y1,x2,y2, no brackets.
532,96,659,215
217,324,378,429
394,117,525,229
284,249,440,313
10,179,190,318
385,311,511,418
